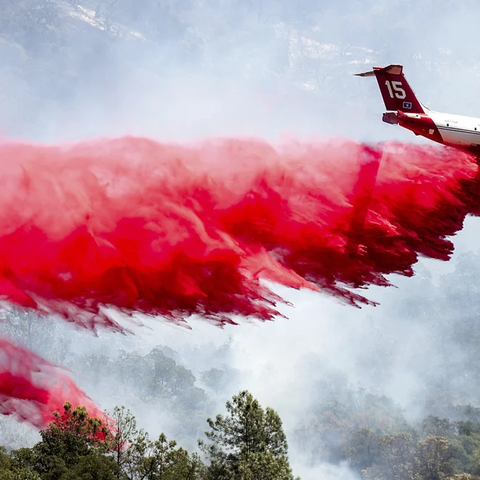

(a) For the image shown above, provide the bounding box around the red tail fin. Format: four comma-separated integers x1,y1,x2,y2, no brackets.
356,65,424,114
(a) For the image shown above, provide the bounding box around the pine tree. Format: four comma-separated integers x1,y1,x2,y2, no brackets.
199,390,299,480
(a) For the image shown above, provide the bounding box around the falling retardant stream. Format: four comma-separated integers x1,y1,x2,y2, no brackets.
1,135,480,427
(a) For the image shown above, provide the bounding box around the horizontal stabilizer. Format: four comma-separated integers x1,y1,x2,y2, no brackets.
354,70,376,77
355,64,403,77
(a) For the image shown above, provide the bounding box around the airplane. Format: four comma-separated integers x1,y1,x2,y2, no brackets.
356,64,480,154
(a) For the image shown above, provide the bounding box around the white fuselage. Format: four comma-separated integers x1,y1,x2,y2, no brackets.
428,110,480,148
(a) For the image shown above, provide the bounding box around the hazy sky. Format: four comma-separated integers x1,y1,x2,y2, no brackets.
3,1,480,479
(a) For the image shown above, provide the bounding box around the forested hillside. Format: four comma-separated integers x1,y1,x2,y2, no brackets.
0,392,298,479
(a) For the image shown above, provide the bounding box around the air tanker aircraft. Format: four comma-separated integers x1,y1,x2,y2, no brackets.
356,64,480,154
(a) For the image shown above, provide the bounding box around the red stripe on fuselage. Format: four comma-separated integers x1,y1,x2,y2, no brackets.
397,111,444,146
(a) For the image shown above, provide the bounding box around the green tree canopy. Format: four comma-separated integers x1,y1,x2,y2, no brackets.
107,405,205,480
10,402,119,480
199,390,298,480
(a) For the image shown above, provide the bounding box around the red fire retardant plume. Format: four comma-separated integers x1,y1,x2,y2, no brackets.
0,137,479,325
0,338,103,427
1,136,480,427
